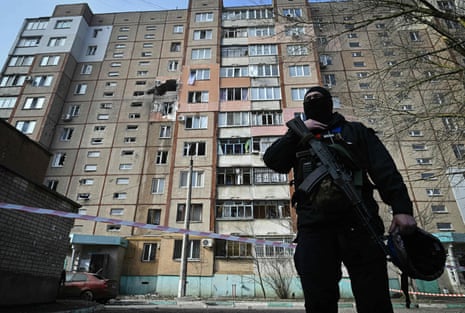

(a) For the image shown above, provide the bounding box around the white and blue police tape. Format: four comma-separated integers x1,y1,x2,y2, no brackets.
0,202,296,249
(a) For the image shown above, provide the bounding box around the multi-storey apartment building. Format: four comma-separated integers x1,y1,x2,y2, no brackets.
1,0,464,298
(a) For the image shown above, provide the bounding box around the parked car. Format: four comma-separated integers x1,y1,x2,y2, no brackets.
58,272,118,303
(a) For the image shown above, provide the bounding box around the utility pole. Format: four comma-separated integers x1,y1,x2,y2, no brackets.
177,149,194,298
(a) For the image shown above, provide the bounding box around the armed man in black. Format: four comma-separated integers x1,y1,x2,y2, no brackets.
263,86,417,313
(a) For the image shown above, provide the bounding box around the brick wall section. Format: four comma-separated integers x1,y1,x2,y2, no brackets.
0,165,80,306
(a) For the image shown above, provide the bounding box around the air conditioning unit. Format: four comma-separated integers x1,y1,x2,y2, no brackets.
201,238,213,248
177,115,185,122
63,114,73,121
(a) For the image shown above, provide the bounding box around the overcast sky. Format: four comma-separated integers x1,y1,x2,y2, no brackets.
0,0,278,67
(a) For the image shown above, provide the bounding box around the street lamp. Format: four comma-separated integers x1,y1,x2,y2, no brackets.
177,145,194,298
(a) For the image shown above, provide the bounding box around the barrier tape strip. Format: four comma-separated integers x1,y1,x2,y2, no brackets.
389,289,465,297
0,203,296,249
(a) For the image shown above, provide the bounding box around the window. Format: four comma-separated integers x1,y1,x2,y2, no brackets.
74,84,87,95
107,225,121,232
47,37,66,47
249,64,279,77
97,114,109,120
84,164,97,172
323,74,336,87
215,240,252,258
40,55,60,66
218,138,250,155
0,97,17,108
218,112,250,127
431,205,447,214
193,30,213,40
254,168,287,184
23,97,45,109
155,150,168,164
129,113,140,119
421,172,436,180
9,55,34,66
86,46,97,56
353,61,366,67
79,178,94,185
416,158,432,165
426,188,441,197
110,208,124,215
32,75,53,87
60,127,74,141
55,19,72,29
170,42,181,52
220,88,248,101
283,8,302,17
77,193,90,201
220,66,248,77
113,192,127,199
87,151,101,157
151,178,165,194
185,116,207,129
285,26,305,37
176,203,202,222
191,48,211,60
173,240,200,260
255,237,294,258
160,125,172,138
412,143,426,151
15,120,36,134
250,87,281,100
195,12,213,22
409,31,421,41
291,88,308,101
251,111,282,126
144,34,155,39
46,180,59,191
452,144,465,159
142,243,157,262
116,178,129,185
117,35,128,40
147,209,161,225
222,46,248,58
183,142,206,156
287,45,308,56
173,25,184,33
168,60,179,71
216,200,253,219
119,163,133,170
289,65,310,77
189,69,210,81
26,20,48,30
180,171,204,188
409,130,423,137
188,91,209,103
249,44,277,56
248,26,275,37
18,37,41,47
0,75,27,87
81,64,93,74
217,168,251,185
436,222,453,231
121,150,134,156
91,138,103,145
52,152,66,167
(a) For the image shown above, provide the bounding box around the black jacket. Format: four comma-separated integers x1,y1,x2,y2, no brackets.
263,113,413,231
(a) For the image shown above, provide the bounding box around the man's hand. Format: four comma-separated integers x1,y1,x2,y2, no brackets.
304,119,327,131
389,213,417,235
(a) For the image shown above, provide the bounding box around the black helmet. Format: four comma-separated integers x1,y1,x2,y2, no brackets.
387,227,446,281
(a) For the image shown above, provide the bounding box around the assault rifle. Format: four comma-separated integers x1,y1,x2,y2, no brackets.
287,117,390,256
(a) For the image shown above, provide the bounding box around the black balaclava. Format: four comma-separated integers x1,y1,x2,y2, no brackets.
303,86,333,124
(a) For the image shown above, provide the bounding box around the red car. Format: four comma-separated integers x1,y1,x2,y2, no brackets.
59,272,118,303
